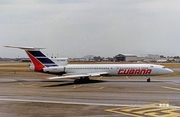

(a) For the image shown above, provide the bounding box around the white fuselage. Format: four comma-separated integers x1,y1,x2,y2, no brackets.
6,46,174,81
62,64,173,76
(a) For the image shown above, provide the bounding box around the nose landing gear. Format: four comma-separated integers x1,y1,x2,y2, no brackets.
147,76,151,82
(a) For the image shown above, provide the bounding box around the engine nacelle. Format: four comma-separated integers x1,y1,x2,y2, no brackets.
51,58,68,66
43,66,65,73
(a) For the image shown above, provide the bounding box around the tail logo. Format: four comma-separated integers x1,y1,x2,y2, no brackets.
27,51,58,71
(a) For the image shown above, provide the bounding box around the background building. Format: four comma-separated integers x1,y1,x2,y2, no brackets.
139,54,160,62
113,54,125,62
123,54,138,62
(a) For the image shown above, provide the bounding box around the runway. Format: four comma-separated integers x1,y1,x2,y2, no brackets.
0,73,180,117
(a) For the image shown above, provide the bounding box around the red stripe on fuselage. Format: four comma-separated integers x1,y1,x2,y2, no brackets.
26,52,45,71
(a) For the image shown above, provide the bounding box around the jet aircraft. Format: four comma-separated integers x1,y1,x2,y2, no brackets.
5,46,173,83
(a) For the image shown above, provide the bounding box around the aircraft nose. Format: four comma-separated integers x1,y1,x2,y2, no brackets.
166,68,174,74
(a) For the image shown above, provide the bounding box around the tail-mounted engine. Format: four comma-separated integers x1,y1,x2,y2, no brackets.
43,66,65,73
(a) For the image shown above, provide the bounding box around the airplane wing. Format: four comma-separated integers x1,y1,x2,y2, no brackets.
46,72,109,80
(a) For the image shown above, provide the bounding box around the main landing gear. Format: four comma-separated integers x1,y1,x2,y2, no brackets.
74,77,90,84
147,76,151,82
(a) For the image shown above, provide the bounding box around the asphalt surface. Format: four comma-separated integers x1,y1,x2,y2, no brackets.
0,72,180,117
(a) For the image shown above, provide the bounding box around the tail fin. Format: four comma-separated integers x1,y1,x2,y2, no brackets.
5,46,58,71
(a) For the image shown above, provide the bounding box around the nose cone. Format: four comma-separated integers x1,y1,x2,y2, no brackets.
166,68,174,74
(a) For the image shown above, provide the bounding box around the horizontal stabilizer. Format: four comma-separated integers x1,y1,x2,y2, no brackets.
5,46,45,51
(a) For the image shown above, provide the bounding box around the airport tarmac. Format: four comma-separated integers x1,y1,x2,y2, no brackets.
0,71,180,117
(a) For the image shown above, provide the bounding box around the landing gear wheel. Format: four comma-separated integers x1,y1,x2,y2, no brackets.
84,77,90,82
147,77,151,82
146,76,151,82
74,77,90,84
74,79,79,84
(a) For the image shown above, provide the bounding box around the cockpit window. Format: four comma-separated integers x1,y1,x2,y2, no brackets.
162,67,166,68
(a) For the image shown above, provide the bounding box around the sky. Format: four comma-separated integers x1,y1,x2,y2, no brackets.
0,0,180,58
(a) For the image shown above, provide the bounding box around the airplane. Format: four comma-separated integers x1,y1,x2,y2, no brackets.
5,46,174,83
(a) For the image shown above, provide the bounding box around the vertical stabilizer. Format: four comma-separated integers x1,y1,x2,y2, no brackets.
5,46,58,72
